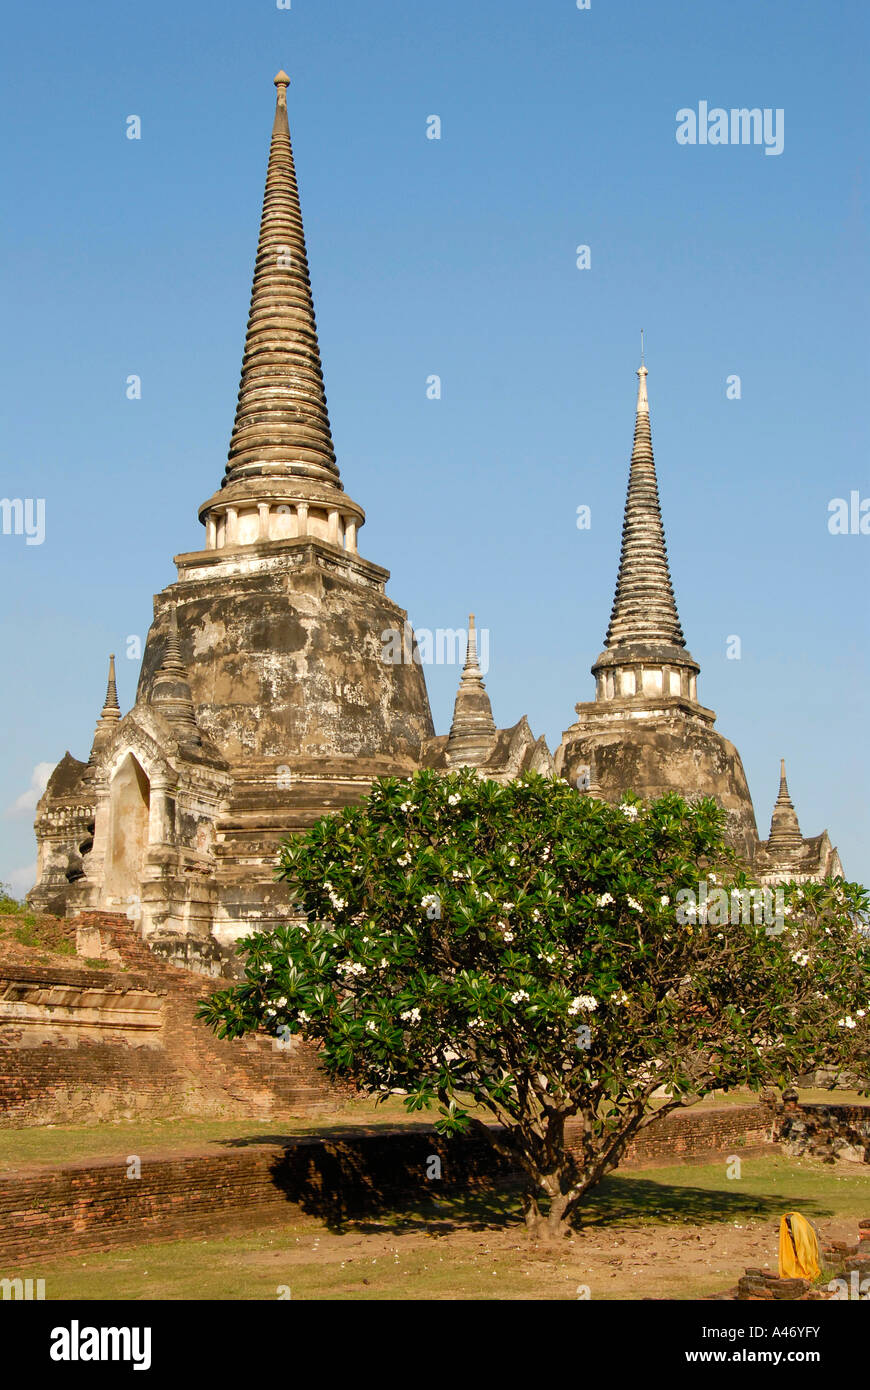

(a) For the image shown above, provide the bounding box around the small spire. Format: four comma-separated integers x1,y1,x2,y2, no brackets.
464,613,479,672
88,654,122,763
162,606,186,673
446,614,496,767
767,757,804,854
274,69,291,107
102,654,120,717
150,605,200,744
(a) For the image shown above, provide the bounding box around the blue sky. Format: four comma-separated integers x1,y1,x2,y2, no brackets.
1,0,867,892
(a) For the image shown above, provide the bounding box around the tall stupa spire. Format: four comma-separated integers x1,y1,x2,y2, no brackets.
198,73,364,555
605,358,684,650
591,356,700,705
767,758,804,854
226,70,337,486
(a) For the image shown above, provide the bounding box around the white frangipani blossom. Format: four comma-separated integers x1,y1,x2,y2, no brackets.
568,994,598,1015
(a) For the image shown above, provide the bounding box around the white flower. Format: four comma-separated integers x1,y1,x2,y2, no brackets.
262,962,273,974
838,1016,857,1030
265,1007,276,1017
328,890,347,911
541,847,551,862
400,1007,421,1024
503,902,514,911
400,800,414,813
568,994,598,1015
709,873,717,884
620,803,639,821
627,896,642,913
660,895,670,907
596,893,614,907
469,1016,485,1028
397,852,411,867
337,961,367,978
612,990,630,1005
447,793,461,806
509,990,529,1004
276,996,288,1007
298,1011,310,1024
451,869,465,881
508,857,517,867
540,952,556,964
857,1009,866,1018
366,1020,378,1033
531,909,542,922
716,932,724,940
790,950,809,967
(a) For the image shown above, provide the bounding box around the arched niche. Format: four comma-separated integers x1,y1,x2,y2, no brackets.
104,753,151,901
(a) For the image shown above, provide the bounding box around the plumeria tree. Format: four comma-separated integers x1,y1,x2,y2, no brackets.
199,770,869,1238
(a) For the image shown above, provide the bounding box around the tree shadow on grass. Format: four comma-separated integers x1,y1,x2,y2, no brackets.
214,1131,842,1239
578,1174,837,1229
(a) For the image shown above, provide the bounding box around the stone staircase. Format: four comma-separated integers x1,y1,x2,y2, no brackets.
73,912,341,1118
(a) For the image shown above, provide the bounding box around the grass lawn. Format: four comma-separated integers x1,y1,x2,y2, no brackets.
0,1098,439,1174
22,1154,870,1301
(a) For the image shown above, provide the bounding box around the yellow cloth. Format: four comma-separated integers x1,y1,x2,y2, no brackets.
778,1212,820,1281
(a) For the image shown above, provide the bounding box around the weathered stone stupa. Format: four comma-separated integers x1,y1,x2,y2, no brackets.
28,74,842,971
29,73,549,970
31,73,436,966
555,360,839,876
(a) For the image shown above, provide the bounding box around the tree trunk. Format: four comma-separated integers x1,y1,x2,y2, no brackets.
522,1188,543,1238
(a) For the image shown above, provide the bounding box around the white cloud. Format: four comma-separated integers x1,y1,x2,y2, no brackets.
5,863,36,898
5,762,56,818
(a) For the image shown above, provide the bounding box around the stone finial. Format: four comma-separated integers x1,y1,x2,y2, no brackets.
150,605,201,744
767,758,804,854
636,361,649,416
88,654,123,763
446,614,497,768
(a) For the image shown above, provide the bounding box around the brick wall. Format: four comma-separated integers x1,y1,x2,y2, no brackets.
618,1103,776,1168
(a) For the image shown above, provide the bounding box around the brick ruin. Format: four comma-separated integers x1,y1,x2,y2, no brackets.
0,912,336,1128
